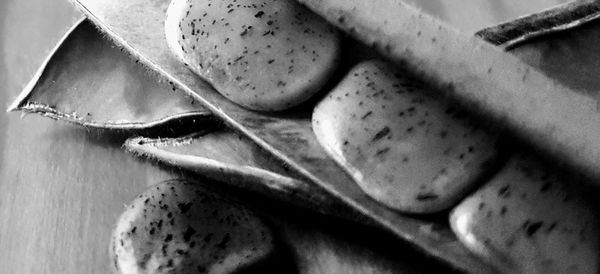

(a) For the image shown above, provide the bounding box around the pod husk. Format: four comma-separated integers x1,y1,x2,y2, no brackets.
9,0,595,272
297,0,600,190
477,0,600,49
69,0,491,271
8,19,212,132
124,129,361,222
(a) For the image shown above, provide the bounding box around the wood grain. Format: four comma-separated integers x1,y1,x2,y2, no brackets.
0,1,449,273
1,1,583,273
70,0,491,270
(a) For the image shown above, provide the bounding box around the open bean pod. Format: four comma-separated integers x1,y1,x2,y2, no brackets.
11,0,600,272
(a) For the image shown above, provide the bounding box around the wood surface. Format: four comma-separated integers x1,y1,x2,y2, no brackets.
69,0,491,270
0,1,446,273
0,0,577,273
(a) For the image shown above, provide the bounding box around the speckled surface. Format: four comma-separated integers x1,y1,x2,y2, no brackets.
0,1,455,273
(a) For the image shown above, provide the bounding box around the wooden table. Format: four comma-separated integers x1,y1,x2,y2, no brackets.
0,1,452,273
0,0,570,273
